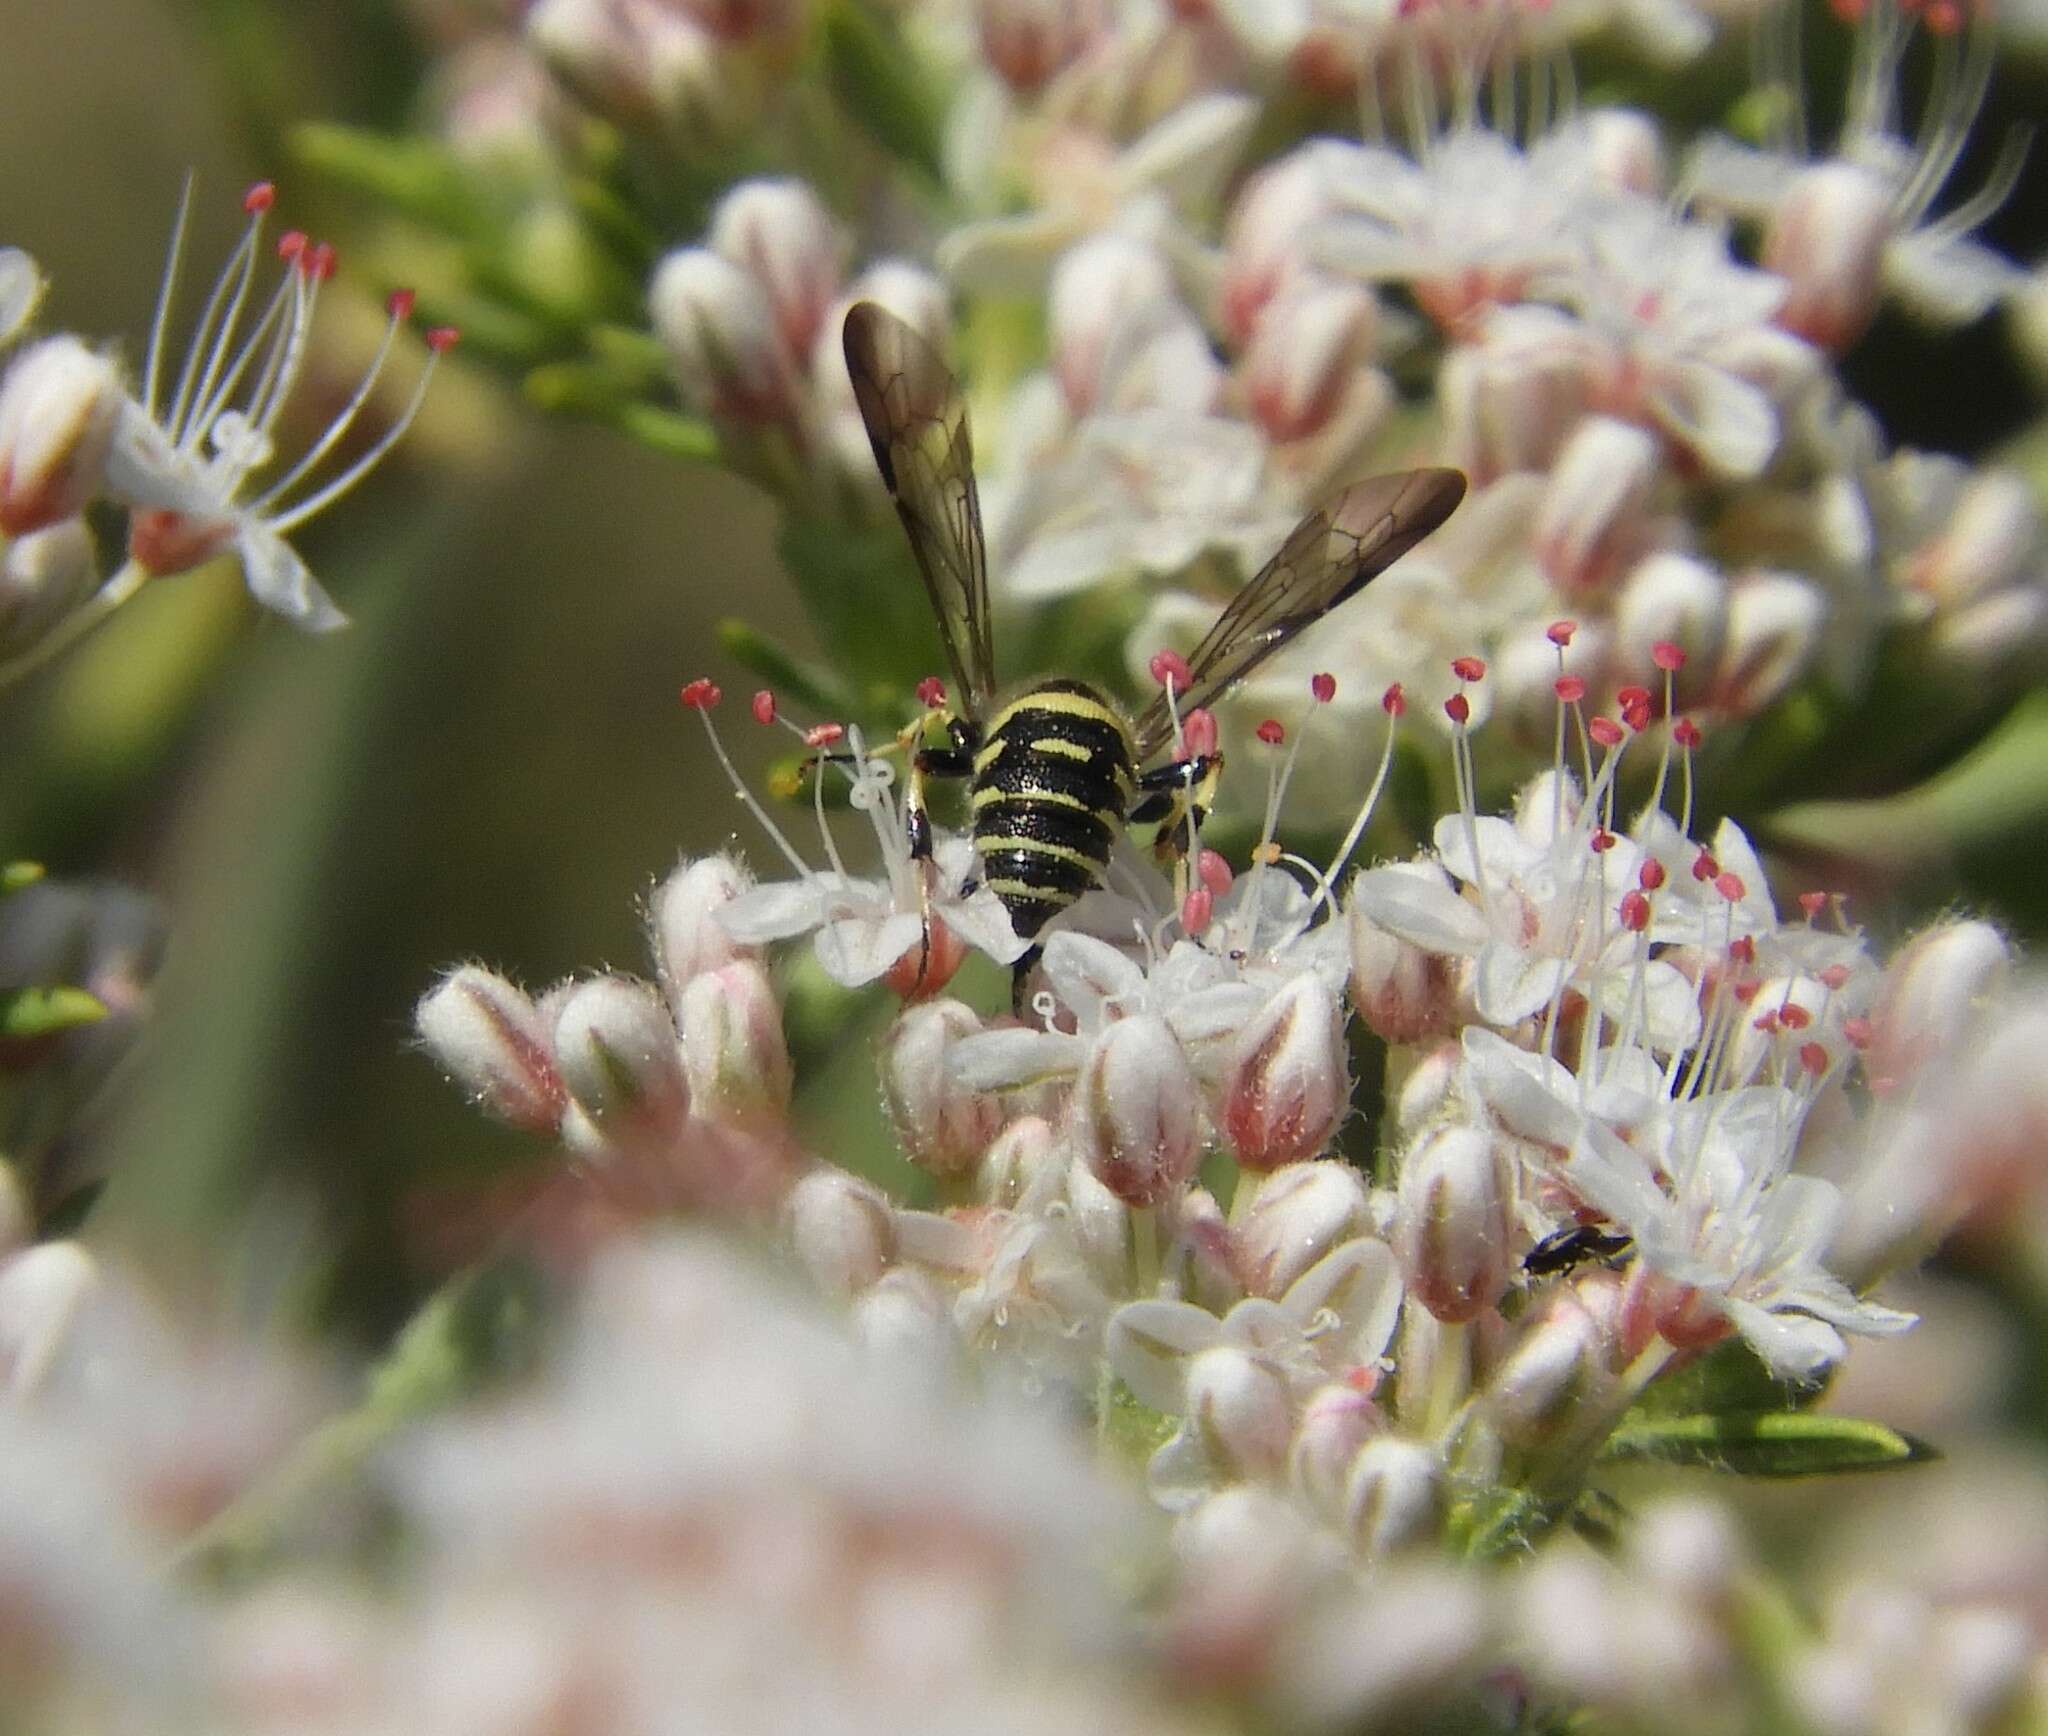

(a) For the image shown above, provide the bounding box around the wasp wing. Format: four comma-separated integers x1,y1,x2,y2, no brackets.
842,302,997,720
1131,467,1467,761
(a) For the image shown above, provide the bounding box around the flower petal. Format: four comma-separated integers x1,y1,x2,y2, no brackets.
815,911,924,986
948,1027,1082,1093
238,525,346,630
1350,863,1490,956
1106,1299,1224,1410
1283,1236,1402,1368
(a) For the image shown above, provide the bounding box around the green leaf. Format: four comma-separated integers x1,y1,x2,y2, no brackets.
1098,1377,1176,1474
1601,1410,1935,1478
0,985,105,1040
777,515,954,702
1625,1337,1827,1419
0,862,43,895
291,122,486,237
820,0,946,182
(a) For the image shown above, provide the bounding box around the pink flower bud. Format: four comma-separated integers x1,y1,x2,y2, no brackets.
1166,1183,1237,1314
0,517,97,658
1186,1345,1295,1479
1220,143,1360,347
1238,276,1378,444
0,335,120,537
1235,1160,1372,1298
551,974,690,1138
709,179,846,360
1710,571,1825,717
851,1267,958,1363
676,960,792,1132
976,0,1102,94
1578,107,1666,197
1289,1382,1386,1521
1393,1124,1515,1324
1613,552,1728,707
0,1239,97,1396
1344,1436,1443,1556
650,853,757,1005
1393,1041,1461,1134
838,260,951,356
1437,308,1595,482
1763,162,1893,353
1533,415,1660,597
1483,1286,1616,1446
648,247,798,424
1927,587,2048,680
527,0,733,130
1907,469,2039,612
415,965,566,1133
1221,974,1349,1171
786,1167,897,1298
1346,867,1457,1045
1048,233,1177,416
977,1113,1062,1209
1074,1012,1203,1207
879,998,1001,1177
1869,919,2011,1086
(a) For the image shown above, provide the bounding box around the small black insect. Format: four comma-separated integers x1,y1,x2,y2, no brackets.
1522,1223,1635,1279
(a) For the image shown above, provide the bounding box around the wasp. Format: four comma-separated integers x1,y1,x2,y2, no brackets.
1521,1223,1635,1279
841,301,1467,1001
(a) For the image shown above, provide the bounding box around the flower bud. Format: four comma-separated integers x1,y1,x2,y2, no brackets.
1437,306,1595,482
677,960,792,1132
709,179,845,360
529,0,742,133
415,966,566,1134
1220,142,1362,346
1578,107,1666,196
1869,919,2011,1087
1344,1436,1443,1556
0,1240,97,1396
1347,865,1458,1044
837,260,951,357
1763,162,1893,353
551,974,689,1138
851,1267,958,1364
786,1166,897,1299
1627,1496,1745,1606
1926,586,2048,680
0,517,97,658
1221,974,1349,1171
648,247,798,424
1613,552,1727,705
1186,1345,1295,1480
1532,415,1660,597
1290,1382,1386,1521
880,998,1001,1177
977,1113,1062,1209
1048,233,1178,416
1393,1041,1461,1134
1239,276,1378,444
1484,1286,1615,1446
651,853,757,1006
1710,571,1825,717
1236,1160,1372,1297
1393,1123,1515,1324
0,1161,24,1257
976,0,1101,94
1166,1183,1237,1314
1073,1012,1203,1207
0,335,120,536
1907,469,2039,612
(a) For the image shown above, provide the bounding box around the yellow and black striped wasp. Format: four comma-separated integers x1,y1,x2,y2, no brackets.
841,301,1467,1002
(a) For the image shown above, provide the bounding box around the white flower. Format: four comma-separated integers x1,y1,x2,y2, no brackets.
0,247,41,348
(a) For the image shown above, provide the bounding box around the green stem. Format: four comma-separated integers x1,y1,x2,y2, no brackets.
1130,1204,1160,1298
0,558,149,691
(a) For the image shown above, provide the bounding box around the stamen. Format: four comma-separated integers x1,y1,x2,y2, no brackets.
680,679,814,878
248,284,413,509
1324,685,1404,889
143,175,197,421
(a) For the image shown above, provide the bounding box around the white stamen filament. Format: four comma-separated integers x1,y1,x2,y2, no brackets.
265,347,442,536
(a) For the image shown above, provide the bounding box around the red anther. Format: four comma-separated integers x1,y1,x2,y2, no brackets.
386,288,417,321
1451,654,1487,683
1619,694,1653,733
307,241,338,280
1779,1002,1812,1030
1256,718,1285,745
1798,1041,1829,1076
1180,708,1219,760
1925,0,1959,29
1651,640,1686,672
1311,671,1337,704
1843,1015,1874,1049
1198,849,1234,895
1752,1010,1780,1034
1382,683,1406,716
1616,684,1652,711
1619,889,1651,932
1672,717,1703,749
1639,858,1667,891
1798,891,1826,918
1819,964,1851,991
803,722,846,748
1149,649,1192,693
1344,1363,1381,1395
1546,620,1577,647
276,230,307,261
243,181,277,213
1714,870,1746,903
680,678,722,710
1590,828,1617,853
1732,978,1762,1003
425,326,461,352
916,675,947,708
1444,692,1471,726
1181,887,1214,935
751,690,777,725
1728,934,1755,964
1588,715,1624,748
1554,674,1587,704
1692,848,1718,882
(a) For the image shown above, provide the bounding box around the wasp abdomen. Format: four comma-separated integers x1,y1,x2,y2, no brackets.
970,680,1136,940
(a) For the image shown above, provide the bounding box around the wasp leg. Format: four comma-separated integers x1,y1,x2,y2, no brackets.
901,720,979,989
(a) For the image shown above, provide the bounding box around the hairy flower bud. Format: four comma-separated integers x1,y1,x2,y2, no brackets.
1186,1345,1295,1480
551,974,689,1139
786,1167,897,1298
1048,233,1178,416
651,853,757,1005
1927,587,2048,680
851,1266,958,1364
677,959,792,1132
0,335,120,536
1236,1161,1372,1297
1167,1183,1237,1313
1437,306,1596,481
415,965,566,1134
1484,1285,1616,1446
1907,469,2039,613
880,998,1001,1177
1393,1041,1462,1134
1344,1436,1443,1556
1533,415,1660,597
1221,142,1360,346
977,1113,1062,1209
1290,1382,1386,1522
1711,571,1826,717
649,247,798,424
1579,107,1666,196
0,1239,97,1396
976,0,1101,94
1347,865,1458,1044
528,0,742,133
1393,1123,1515,1324
0,517,97,658
1763,162,1893,353
1074,1013,1204,1207
1613,552,1727,705
1221,974,1349,1171
1239,276,1378,444
1869,919,2011,1087
709,179,845,360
